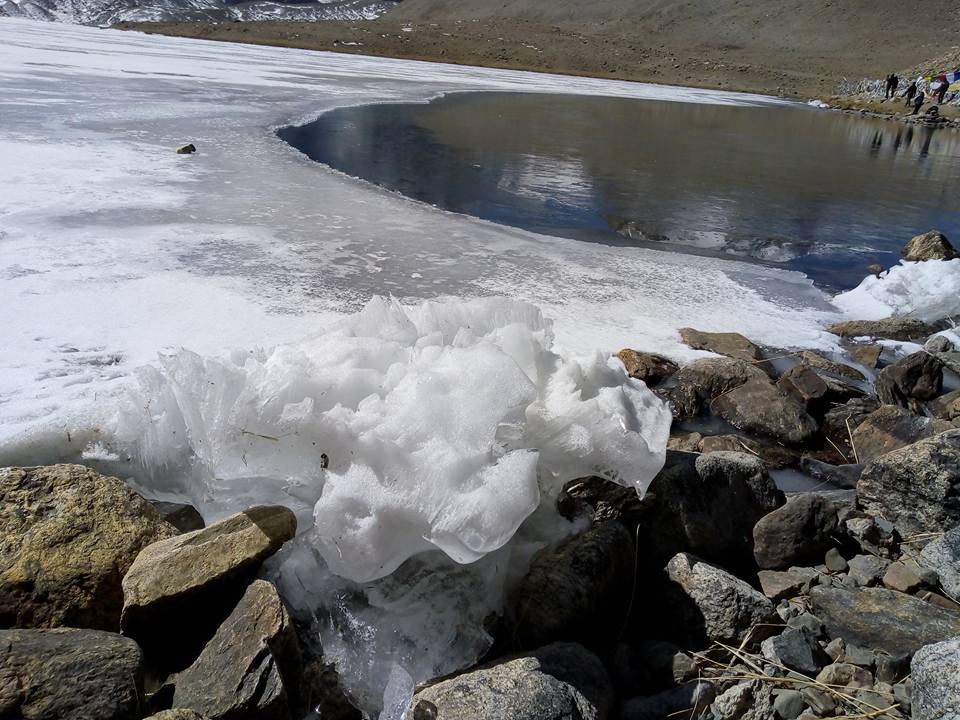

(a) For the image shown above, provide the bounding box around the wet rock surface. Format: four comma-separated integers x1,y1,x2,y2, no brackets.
615,349,679,386
901,229,957,262
678,328,763,363
827,318,939,341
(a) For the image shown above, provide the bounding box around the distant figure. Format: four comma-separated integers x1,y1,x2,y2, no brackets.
884,74,899,99
935,75,949,104
904,81,918,106
911,91,925,115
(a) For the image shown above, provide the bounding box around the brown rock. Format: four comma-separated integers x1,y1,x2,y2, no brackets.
828,319,938,342
615,349,678,386
666,357,770,418
0,465,177,631
777,365,829,414
797,350,866,381
902,230,958,262
930,390,960,421
757,570,808,601
883,561,924,594
712,379,818,446
849,405,952,464
875,351,943,411
121,505,296,668
698,434,743,453
850,344,883,368
667,431,703,451
678,328,763,363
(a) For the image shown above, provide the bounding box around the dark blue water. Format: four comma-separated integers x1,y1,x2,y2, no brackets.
278,92,960,291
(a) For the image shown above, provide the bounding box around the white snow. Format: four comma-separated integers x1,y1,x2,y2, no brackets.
833,259,960,322
0,18,856,713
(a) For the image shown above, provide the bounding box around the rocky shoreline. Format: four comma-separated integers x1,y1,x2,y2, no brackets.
3,232,960,720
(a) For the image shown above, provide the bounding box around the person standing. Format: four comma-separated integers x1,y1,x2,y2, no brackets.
904,81,918,107
912,90,925,115
936,74,949,104
885,73,899,99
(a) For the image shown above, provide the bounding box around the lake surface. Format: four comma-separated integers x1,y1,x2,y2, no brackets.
279,92,960,291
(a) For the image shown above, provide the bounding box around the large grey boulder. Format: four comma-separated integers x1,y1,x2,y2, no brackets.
663,553,777,647
810,586,960,657
513,522,633,649
0,628,144,720
173,580,302,720
665,357,769,418
920,525,960,599
678,328,763,363
121,505,297,667
875,351,943,411
827,318,939,342
857,430,960,536
712,379,818,446
615,349,678,386
410,643,613,720
902,230,958,262
753,495,838,570
911,637,960,720
850,405,953,464
0,465,177,631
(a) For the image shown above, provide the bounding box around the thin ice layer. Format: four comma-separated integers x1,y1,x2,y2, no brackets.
113,296,671,582
833,259,960,322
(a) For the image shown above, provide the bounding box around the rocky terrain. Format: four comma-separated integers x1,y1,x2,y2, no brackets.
118,0,959,99
3,231,960,720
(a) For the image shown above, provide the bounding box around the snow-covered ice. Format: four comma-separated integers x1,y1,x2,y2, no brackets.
833,259,960,322
0,18,867,713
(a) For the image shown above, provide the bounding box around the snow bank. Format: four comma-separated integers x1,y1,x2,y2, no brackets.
112,296,670,582
833,260,960,322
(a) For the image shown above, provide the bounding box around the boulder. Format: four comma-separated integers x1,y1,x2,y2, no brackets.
121,505,296,667
637,451,785,567
0,628,143,720
882,560,929,594
753,495,838,570
797,350,866,381
615,349,678,386
938,351,960,376
621,680,714,720
666,357,769,418
920,525,960,599
929,389,960,421
710,681,773,720
849,405,952,464
849,344,883,368
410,643,613,720
761,626,828,674
757,570,809,601
875,351,943,410
663,553,777,647
825,547,848,573
809,586,960,657
911,638,960,720
902,230,958,262
845,516,898,558
823,397,880,459
678,328,763,363
827,319,938,342
173,580,302,720
777,365,829,415
712,379,818,446
857,430,960,535
150,501,205,533
0,464,177,631
513,522,633,650
847,554,891,587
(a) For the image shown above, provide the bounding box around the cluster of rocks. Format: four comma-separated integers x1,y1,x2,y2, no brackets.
0,464,317,720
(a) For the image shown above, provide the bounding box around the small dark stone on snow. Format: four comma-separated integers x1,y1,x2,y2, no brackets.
176,143,197,154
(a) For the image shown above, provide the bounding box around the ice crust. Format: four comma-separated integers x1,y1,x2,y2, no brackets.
114,296,670,582
833,259,960,322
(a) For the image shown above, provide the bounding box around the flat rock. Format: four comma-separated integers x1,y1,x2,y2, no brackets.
121,505,296,667
828,318,938,342
902,230,958,262
850,404,953,464
911,637,960,720
882,560,926,594
678,328,763,363
663,553,777,647
920,525,960,599
797,350,866,381
857,430,960,535
757,570,809,601
697,434,743,453
173,580,302,720
514,522,633,649
850,344,883,368
753,494,838,570
411,642,613,720
0,464,177,631
666,357,769,418
810,586,960,657
615,349,678,386
875,351,943,410
712,379,818,446
0,628,143,720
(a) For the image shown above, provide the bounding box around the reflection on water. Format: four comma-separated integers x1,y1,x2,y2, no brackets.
278,92,960,290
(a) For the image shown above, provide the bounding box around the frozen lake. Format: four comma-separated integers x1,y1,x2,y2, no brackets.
280,91,960,291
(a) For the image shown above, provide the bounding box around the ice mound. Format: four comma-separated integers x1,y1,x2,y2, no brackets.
114,296,670,583
833,259,960,322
